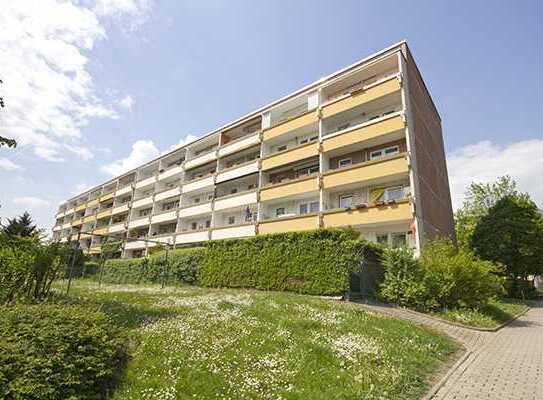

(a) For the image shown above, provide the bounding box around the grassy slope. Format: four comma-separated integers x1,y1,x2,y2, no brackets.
65,281,457,400
435,298,528,329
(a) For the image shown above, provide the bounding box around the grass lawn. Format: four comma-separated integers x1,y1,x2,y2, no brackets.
435,298,528,329
62,280,458,400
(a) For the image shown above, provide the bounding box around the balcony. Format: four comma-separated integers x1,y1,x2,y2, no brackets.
75,203,86,212
322,200,412,228
322,154,409,190
109,222,126,234
178,202,212,218
61,222,71,230
132,195,154,209
71,218,83,226
100,191,114,202
89,245,101,255
214,190,257,212
259,214,319,235
150,234,175,245
182,175,214,194
321,76,401,119
158,164,183,181
96,209,112,220
216,160,259,183
135,175,157,190
218,132,260,158
175,230,209,244
155,186,181,202
124,240,147,250
83,215,96,223
263,110,318,142
87,198,99,207
116,184,132,196
65,208,75,216
261,141,319,171
93,226,108,236
111,203,130,215
211,224,256,240
53,225,62,232
322,114,404,153
185,150,217,170
151,210,177,224
260,175,319,202
128,217,150,229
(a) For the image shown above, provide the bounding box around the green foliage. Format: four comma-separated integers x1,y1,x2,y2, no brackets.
455,175,520,249
201,229,379,295
472,195,543,294
1,211,40,239
0,304,126,399
379,239,504,310
97,247,205,285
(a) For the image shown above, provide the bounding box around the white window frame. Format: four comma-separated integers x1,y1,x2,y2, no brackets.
275,207,285,217
370,145,399,161
339,194,354,208
338,158,352,168
227,216,236,225
385,186,404,201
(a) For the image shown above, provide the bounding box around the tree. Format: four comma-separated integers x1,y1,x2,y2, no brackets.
0,79,17,148
471,195,543,295
455,176,522,249
1,212,39,239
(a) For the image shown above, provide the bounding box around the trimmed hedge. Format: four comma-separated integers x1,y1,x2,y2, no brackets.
201,229,380,295
97,247,205,285
0,304,126,399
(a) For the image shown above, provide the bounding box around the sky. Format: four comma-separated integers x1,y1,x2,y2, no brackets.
1,0,542,232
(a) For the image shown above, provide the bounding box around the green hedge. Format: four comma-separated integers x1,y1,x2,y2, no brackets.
97,247,205,285
0,304,126,399
201,229,380,295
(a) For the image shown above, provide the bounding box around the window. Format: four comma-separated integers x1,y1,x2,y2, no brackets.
205,220,211,228
299,204,308,215
384,146,399,156
370,145,399,160
339,194,353,208
338,158,352,168
376,234,389,245
228,216,236,225
248,183,256,190
310,201,319,213
275,207,285,217
194,197,200,204
386,186,403,201
230,188,238,194
191,222,197,230
277,145,287,152
337,123,350,132
391,233,407,248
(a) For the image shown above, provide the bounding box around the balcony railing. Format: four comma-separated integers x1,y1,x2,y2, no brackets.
258,213,319,235
261,141,319,171
260,174,319,202
322,199,412,228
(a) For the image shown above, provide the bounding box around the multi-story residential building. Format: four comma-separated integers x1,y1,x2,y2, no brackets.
52,41,454,258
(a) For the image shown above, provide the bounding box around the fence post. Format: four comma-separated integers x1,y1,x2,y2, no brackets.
66,232,81,295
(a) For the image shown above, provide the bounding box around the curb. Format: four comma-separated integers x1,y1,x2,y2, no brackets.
421,349,473,400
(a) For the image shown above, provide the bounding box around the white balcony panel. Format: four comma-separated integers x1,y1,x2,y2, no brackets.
132,195,154,209
155,235,174,245
151,210,177,224
111,204,130,215
185,151,217,170
53,225,62,232
109,223,126,233
211,224,255,240
178,202,212,218
214,191,257,211
182,175,214,194
116,185,132,196
128,217,150,229
65,208,75,216
59,237,68,243
61,223,71,230
124,240,147,250
135,176,156,189
155,187,181,202
175,231,209,244
158,165,183,181
57,211,66,218
216,161,259,183
218,133,260,157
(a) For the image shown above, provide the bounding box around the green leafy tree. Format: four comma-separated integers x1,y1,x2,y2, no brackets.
455,176,521,249
1,212,39,239
471,195,543,295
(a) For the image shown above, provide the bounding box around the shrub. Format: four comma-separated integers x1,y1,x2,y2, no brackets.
379,239,504,310
200,229,379,295
0,304,126,399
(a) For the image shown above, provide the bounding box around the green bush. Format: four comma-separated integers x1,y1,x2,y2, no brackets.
379,239,504,310
0,304,126,399
200,229,379,295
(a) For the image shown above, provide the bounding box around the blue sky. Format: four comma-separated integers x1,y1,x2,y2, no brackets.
1,0,542,231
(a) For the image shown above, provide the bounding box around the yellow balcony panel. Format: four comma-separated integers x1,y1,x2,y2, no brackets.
322,115,405,153
263,110,318,142
93,227,108,236
259,214,319,235
79,233,92,240
323,200,412,229
71,218,83,226
322,77,401,119
87,199,99,207
75,203,86,212
99,192,114,202
322,154,408,190
96,209,112,220
83,215,96,223
261,142,319,171
260,176,319,202
89,246,102,255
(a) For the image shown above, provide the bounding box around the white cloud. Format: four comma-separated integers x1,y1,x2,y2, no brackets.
0,1,151,163
93,0,152,33
101,139,159,176
0,157,24,171
64,144,94,161
119,95,134,111
447,139,543,210
163,134,198,154
13,196,51,208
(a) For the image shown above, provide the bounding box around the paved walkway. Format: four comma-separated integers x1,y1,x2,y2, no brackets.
356,300,543,400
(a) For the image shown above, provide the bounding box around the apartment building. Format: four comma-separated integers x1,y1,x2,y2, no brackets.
52,41,454,258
